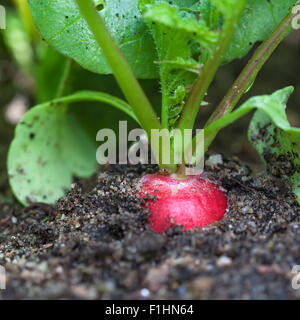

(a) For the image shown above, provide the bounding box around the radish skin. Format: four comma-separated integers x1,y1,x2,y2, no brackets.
140,174,227,233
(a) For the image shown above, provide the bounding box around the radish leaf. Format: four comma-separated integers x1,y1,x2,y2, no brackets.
220,0,297,62
249,96,300,205
140,0,218,128
29,0,296,79
28,0,158,79
204,86,300,202
8,91,138,205
192,0,297,63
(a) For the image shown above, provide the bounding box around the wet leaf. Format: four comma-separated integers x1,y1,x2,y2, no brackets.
193,0,297,62
223,0,297,62
29,0,296,80
28,0,158,79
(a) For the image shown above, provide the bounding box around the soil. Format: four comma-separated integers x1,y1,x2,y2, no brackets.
0,159,299,300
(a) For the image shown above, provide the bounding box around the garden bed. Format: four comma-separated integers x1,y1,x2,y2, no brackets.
0,159,299,300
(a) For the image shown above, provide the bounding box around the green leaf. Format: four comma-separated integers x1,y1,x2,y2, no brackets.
28,0,158,79
196,0,221,30
29,0,297,80
139,0,217,128
8,91,138,206
248,96,300,205
211,0,243,18
204,87,293,141
223,0,297,62
142,1,219,50
204,86,300,203
196,0,297,62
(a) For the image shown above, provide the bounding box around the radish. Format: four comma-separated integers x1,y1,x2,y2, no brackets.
140,173,227,233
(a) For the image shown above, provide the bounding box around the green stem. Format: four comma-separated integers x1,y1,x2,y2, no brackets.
55,58,72,99
204,6,295,143
54,90,140,124
176,1,246,134
74,0,174,170
161,91,169,129
191,5,297,157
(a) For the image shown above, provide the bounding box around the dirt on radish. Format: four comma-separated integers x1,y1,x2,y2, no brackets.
139,173,228,232
0,159,299,300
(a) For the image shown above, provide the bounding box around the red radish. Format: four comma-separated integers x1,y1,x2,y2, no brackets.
139,173,227,233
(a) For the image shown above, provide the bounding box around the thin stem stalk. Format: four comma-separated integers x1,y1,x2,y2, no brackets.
75,0,177,171
176,1,247,134
203,7,295,150
55,58,72,99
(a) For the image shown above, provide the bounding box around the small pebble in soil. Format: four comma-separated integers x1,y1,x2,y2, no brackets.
205,154,223,168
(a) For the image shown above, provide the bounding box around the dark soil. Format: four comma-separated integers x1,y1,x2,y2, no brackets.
0,159,299,300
